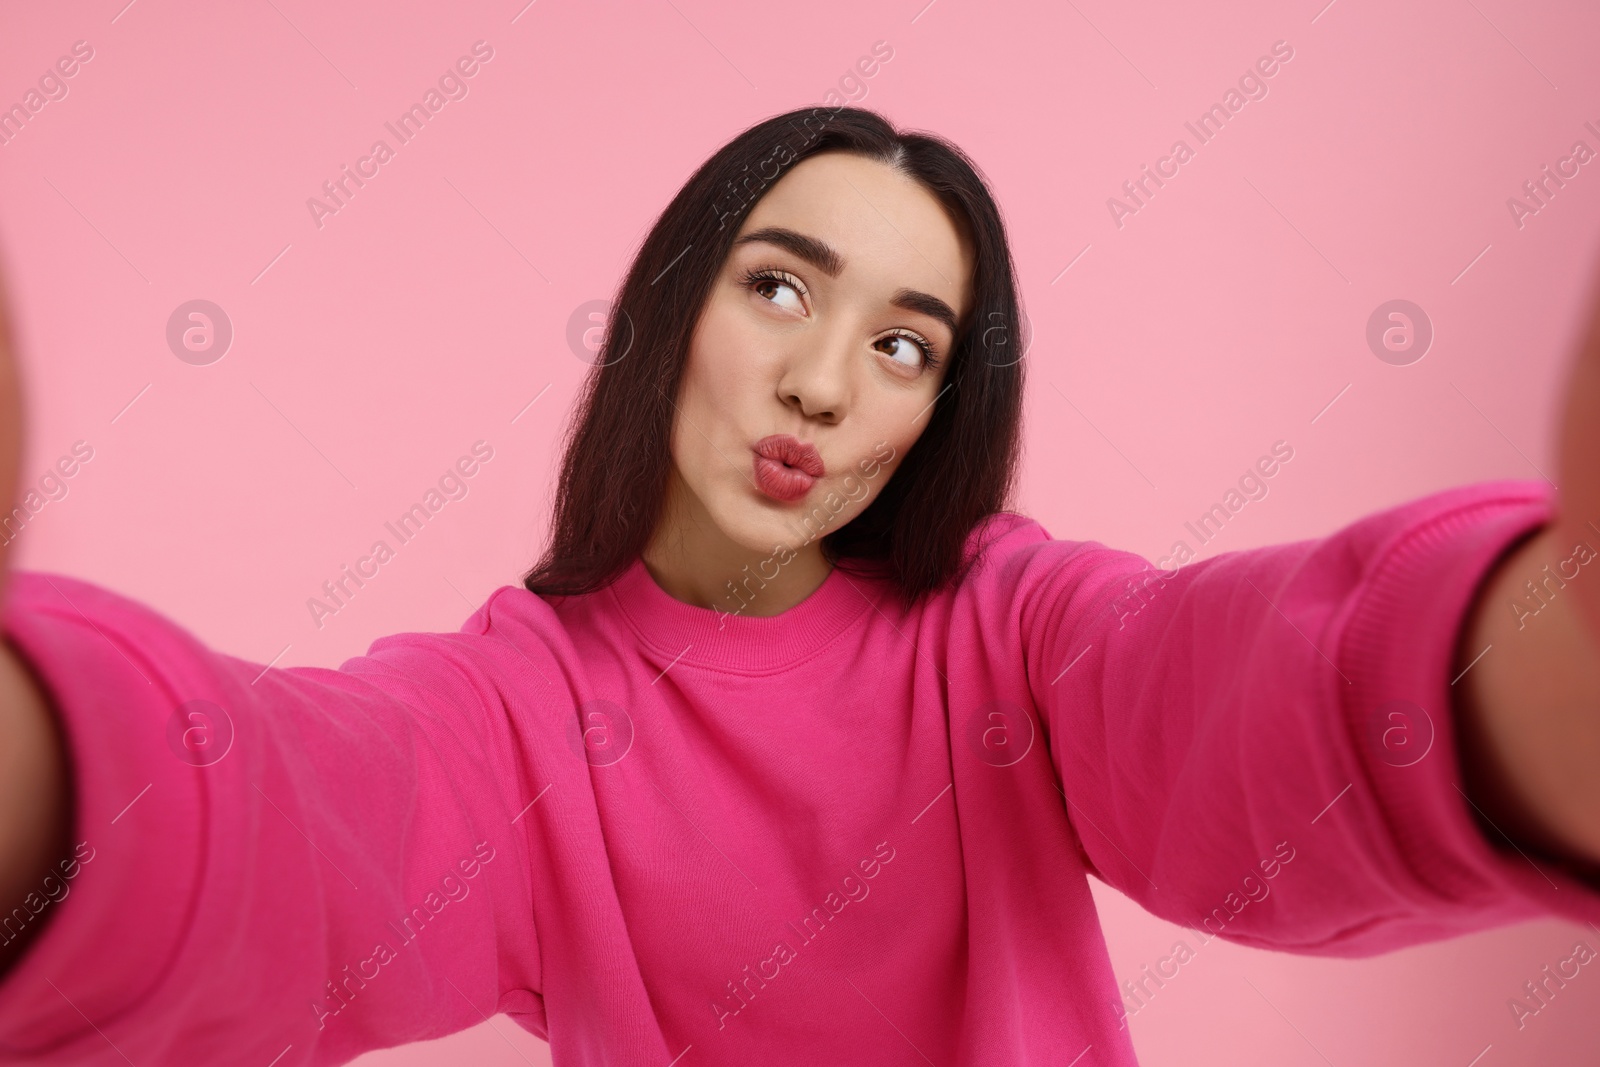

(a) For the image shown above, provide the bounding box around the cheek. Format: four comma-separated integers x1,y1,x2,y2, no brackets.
840,422,922,502
670,363,719,482
828,434,905,515
688,297,793,421
674,332,758,487
682,339,754,431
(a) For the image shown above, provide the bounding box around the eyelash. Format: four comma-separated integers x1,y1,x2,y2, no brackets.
737,266,944,371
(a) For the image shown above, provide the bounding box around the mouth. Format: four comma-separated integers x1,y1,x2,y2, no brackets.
751,434,825,503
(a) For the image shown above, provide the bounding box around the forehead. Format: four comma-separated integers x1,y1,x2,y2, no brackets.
738,151,975,322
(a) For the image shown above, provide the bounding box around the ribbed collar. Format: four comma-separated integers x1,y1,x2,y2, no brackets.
605,555,882,674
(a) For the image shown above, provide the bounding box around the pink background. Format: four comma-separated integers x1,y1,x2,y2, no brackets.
3,0,1599,1063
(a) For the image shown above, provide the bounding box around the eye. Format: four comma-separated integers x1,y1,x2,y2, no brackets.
875,331,942,371
740,267,806,314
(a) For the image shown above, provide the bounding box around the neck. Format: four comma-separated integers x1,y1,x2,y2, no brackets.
641,474,833,617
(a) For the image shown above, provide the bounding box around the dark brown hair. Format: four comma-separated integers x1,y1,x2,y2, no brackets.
523,106,1027,607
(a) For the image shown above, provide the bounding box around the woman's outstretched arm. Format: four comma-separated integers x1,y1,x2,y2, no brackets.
0,570,554,1065
0,278,560,1065
992,267,1600,952
1004,480,1600,956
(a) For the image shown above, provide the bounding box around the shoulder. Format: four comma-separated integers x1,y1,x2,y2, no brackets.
459,583,565,635
960,510,1052,567
942,510,1063,607
956,511,1073,588
947,510,1138,620
355,582,578,692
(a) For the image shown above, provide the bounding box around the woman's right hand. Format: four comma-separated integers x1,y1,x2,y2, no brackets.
0,270,72,978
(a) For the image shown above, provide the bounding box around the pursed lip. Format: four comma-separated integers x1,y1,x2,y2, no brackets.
752,434,826,477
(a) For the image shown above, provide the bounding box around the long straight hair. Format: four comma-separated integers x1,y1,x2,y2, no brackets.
523,106,1027,607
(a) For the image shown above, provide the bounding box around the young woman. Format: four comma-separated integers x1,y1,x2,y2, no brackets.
0,106,1597,1066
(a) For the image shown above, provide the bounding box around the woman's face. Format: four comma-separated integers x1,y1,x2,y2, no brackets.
662,150,976,564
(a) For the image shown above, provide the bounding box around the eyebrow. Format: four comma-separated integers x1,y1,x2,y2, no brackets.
733,226,961,337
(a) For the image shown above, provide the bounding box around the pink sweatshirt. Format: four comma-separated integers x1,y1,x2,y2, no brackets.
1,479,1598,1066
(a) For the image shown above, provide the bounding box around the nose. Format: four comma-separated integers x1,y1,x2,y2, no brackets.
776,325,852,423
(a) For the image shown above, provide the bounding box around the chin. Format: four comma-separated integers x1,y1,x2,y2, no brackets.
716,500,802,554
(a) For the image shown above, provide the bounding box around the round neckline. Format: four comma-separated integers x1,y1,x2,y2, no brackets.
605,554,881,673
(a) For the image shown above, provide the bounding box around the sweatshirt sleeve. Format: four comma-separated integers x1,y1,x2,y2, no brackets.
0,571,555,1065
1008,479,1600,955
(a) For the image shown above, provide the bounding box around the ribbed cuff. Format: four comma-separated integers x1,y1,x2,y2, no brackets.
1337,480,1600,934
0,572,207,1057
